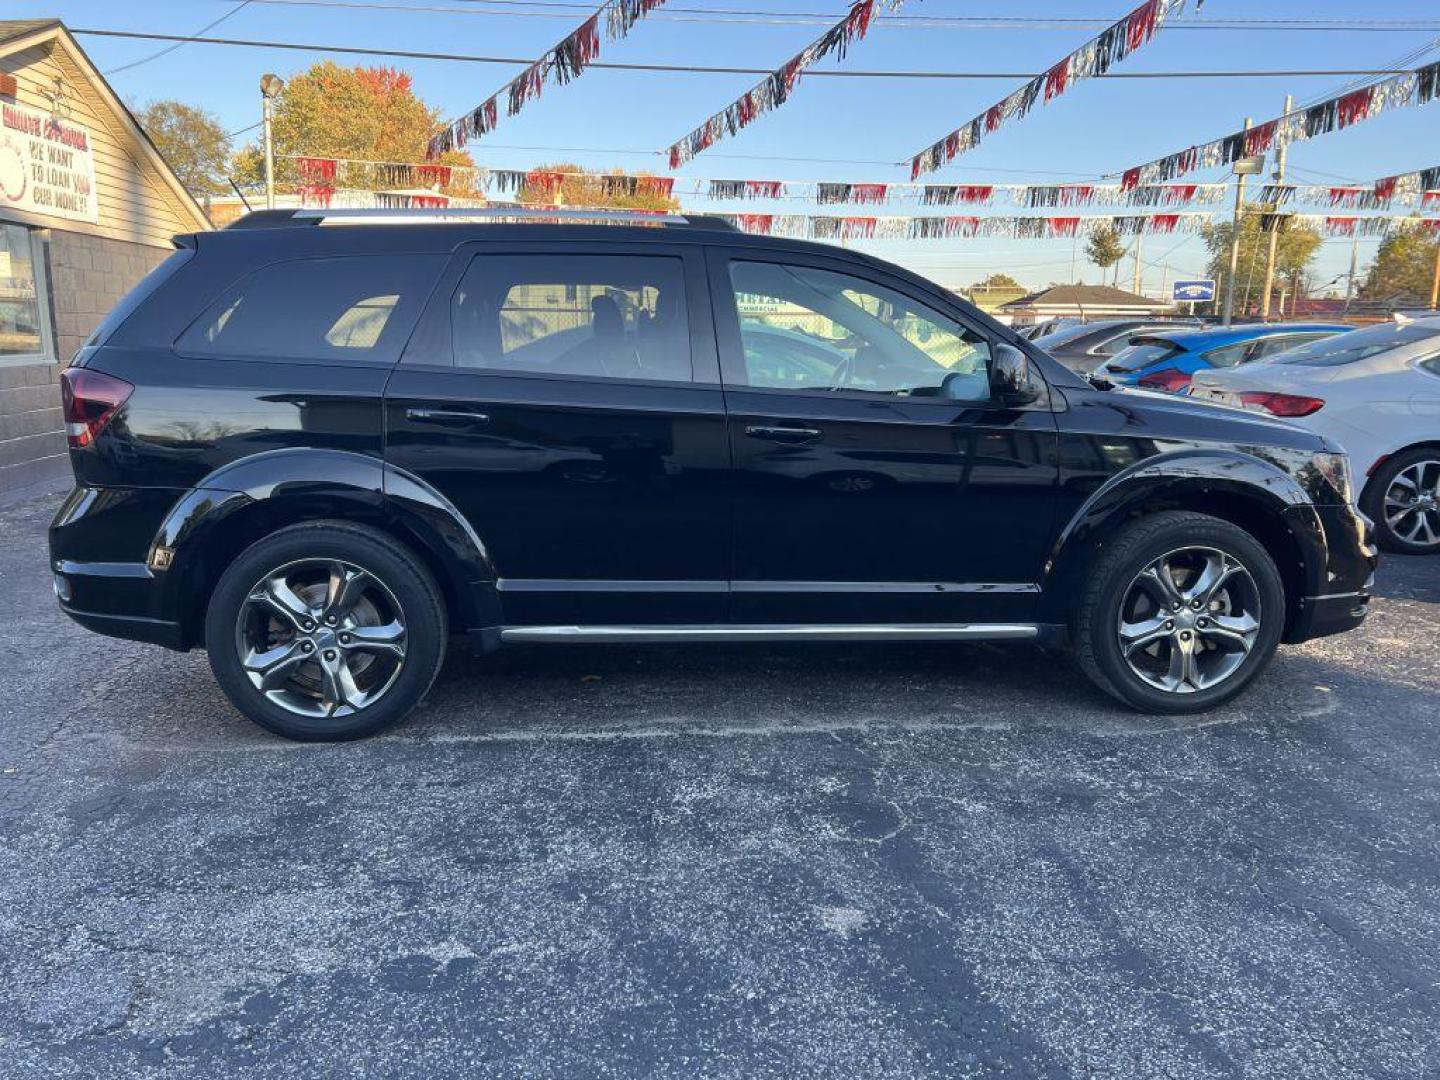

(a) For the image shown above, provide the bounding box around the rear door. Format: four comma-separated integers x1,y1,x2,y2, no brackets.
385,241,731,626
706,247,1059,626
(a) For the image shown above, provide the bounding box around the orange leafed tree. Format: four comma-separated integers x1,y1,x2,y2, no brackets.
234,61,475,193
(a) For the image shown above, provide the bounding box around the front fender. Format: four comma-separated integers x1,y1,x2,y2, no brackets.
148,449,498,642
1042,448,1327,614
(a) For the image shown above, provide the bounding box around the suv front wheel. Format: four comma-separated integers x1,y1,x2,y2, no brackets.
1073,511,1286,714
205,522,447,740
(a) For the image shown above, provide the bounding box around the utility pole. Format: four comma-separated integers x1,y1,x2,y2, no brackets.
1343,235,1359,312
1431,240,1440,310
1223,118,1259,328
1260,95,1292,320
1131,234,1144,295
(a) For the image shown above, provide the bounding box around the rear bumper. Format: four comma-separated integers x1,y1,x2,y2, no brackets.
50,485,191,651
51,558,188,650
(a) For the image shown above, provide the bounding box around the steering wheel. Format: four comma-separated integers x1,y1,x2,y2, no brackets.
828,352,855,390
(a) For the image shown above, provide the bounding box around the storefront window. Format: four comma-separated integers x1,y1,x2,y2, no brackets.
0,224,53,363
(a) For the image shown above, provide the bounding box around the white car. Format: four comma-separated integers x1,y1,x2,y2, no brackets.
1188,316,1440,554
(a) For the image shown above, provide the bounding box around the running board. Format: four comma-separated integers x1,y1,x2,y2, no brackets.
499,623,1040,644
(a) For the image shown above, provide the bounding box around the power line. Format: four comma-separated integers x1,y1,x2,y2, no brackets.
197,1,1440,32
104,1,254,75
74,29,1417,82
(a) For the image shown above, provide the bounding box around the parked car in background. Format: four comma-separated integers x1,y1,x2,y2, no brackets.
1096,323,1350,392
1017,317,1082,340
1189,316,1440,554
1032,317,1203,373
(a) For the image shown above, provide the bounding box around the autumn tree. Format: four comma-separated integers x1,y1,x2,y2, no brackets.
232,62,474,193
1085,225,1126,283
1360,226,1440,302
517,163,681,211
135,99,231,197
973,272,1022,290
1203,206,1321,314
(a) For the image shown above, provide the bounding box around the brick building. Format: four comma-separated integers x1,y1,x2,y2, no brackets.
0,19,212,499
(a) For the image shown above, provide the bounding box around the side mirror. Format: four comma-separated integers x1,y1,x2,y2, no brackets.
990,343,1041,406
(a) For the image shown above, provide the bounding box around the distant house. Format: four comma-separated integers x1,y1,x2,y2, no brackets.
0,18,212,498
965,283,1028,320
1000,284,1174,326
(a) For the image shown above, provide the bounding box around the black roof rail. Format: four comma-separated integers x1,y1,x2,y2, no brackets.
225,209,318,230
224,207,737,231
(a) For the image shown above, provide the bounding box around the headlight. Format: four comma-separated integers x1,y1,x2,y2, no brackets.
1312,451,1354,505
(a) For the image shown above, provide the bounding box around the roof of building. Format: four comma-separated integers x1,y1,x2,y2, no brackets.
0,18,211,233
1002,284,1171,310
0,19,62,45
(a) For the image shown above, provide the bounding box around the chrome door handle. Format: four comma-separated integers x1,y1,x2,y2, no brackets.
745,424,822,443
405,407,490,426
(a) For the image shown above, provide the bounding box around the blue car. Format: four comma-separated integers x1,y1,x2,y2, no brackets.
1095,323,1350,393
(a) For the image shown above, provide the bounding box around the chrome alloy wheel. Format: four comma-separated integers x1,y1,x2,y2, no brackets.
1383,459,1440,548
234,559,407,718
1116,546,1262,695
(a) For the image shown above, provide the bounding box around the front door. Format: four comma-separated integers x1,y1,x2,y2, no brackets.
707,248,1059,625
385,243,730,625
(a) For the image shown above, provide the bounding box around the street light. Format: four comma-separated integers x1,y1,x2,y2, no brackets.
1222,128,1265,328
260,73,285,210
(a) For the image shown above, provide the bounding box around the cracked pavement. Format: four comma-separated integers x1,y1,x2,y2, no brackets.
1,492,1438,1078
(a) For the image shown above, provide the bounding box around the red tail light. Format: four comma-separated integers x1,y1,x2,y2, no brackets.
1239,391,1325,417
1137,367,1192,393
60,368,133,448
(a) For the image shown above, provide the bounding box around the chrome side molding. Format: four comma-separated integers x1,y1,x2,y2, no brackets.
498,623,1040,644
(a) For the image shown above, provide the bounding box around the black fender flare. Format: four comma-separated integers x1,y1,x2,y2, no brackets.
1040,448,1326,619
148,448,499,639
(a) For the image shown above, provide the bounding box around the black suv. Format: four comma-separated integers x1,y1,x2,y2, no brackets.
50,209,1376,740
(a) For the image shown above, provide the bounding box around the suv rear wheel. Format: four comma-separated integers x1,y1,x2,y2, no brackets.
1073,511,1285,714
205,522,447,741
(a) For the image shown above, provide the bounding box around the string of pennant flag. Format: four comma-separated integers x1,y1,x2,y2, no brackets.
1259,214,1440,239
712,212,1215,241
666,0,901,169
286,157,1235,209
909,0,1190,179
427,0,669,158
1257,165,1440,210
1120,60,1440,188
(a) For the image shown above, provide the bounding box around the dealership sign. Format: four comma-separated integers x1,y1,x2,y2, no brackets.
0,101,99,224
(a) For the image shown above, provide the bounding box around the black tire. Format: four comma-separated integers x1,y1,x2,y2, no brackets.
205,521,447,741
1072,511,1286,714
1360,448,1440,555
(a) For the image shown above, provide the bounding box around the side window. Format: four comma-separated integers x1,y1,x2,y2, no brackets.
178,255,444,363
450,254,691,382
1090,331,1131,357
1251,332,1331,360
727,261,992,400
1200,340,1254,369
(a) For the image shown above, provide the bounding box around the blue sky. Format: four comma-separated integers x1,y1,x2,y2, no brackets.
19,0,1440,293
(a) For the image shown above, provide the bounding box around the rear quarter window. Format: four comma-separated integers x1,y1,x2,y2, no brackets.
177,254,445,363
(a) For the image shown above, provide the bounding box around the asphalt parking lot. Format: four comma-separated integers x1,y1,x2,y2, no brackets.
2,492,1438,1079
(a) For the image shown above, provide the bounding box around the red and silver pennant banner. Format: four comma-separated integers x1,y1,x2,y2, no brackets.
700,179,1225,207
1260,213,1440,239
1122,61,1440,188
714,212,1212,240
429,0,668,157
666,0,902,169
909,0,1188,179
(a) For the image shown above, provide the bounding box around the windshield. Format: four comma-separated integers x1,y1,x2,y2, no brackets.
1269,322,1440,366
